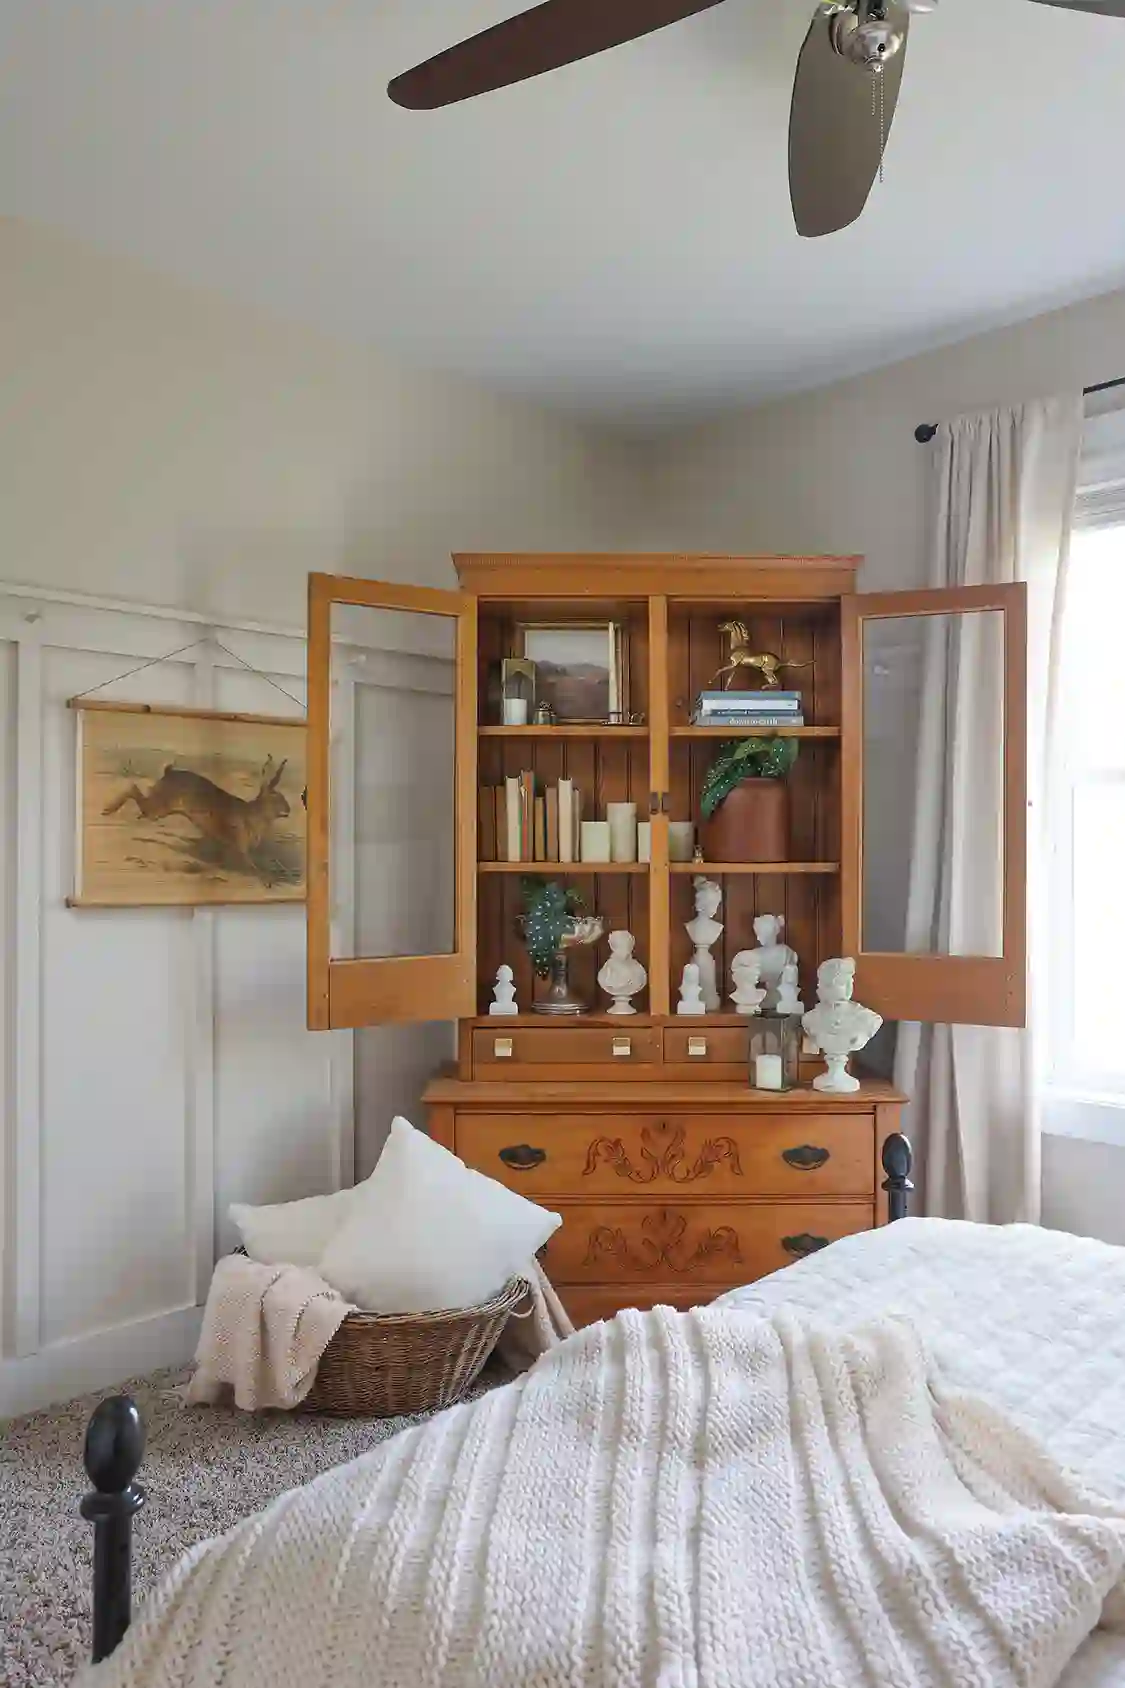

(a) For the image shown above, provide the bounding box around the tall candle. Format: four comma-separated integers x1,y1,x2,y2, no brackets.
754,1054,784,1091
607,802,637,862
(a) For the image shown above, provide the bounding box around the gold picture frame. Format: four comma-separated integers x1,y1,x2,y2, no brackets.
71,700,308,907
514,621,628,723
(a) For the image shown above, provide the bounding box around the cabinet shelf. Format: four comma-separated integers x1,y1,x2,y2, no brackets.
670,725,839,739
671,861,840,875
479,725,648,739
479,861,649,875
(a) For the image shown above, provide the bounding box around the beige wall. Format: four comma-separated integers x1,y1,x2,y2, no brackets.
0,218,642,623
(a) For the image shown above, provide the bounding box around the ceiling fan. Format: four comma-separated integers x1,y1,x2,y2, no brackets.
388,0,1125,237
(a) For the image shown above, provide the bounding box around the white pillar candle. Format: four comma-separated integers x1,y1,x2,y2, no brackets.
580,820,612,863
607,802,637,862
503,697,529,726
754,1053,784,1091
637,822,652,864
668,821,695,862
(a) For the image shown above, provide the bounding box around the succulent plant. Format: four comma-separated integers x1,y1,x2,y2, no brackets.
699,737,799,820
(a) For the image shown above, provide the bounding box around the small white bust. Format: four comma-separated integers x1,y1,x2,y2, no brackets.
729,950,767,1016
802,958,882,1093
775,962,805,1016
752,913,797,1011
677,961,706,1016
598,930,647,1017
685,876,723,1013
489,963,518,1017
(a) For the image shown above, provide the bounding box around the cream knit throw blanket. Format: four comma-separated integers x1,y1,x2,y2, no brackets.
83,1307,1125,1688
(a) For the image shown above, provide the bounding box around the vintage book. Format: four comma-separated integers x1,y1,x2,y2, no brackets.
494,786,508,862
478,787,497,861
558,779,574,864
572,787,583,862
520,770,535,862
534,796,547,862
505,776,522,864
546,786,560,862
690,712,805,728
697,694,802,715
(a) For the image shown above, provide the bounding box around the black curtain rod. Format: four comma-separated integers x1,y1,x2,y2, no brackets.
914,375,1125,443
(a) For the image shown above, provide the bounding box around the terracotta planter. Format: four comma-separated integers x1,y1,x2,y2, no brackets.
700,779,790,863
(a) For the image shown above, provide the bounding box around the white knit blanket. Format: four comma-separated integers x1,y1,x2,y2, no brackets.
83,1307,1125,1688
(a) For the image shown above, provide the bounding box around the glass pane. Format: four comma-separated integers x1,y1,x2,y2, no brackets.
861,609,1005,957
330,602,456,961
1072,781,1125,1065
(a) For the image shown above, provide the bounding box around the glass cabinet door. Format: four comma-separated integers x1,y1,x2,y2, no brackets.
306,573,477,1030
841,582,1027,1028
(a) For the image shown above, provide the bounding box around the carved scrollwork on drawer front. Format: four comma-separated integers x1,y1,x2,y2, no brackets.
583,1121,743,1186
781,1145,831,1172
583,1209,743,1276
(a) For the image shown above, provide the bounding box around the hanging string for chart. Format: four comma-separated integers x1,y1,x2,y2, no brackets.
69,636,307,714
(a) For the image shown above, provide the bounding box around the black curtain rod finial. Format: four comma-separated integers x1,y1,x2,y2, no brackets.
914,423,938,443
915,374,1125,442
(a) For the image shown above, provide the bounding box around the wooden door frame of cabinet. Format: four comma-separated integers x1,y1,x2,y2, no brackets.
649,595,671,1017
306,572,478,1031
841,581,1028,1028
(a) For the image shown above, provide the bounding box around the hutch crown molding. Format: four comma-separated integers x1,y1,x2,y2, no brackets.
307,554,1027,1324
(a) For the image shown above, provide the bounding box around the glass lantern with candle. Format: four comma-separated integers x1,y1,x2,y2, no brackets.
748,1015,802,1093
500,658,537,726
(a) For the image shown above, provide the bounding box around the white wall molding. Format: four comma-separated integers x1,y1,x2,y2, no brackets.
0,1306,204,1421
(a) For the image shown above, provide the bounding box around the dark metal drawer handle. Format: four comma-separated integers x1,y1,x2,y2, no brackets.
499,1145,547,1171
782,1145,830,1172
782,1233,830,1259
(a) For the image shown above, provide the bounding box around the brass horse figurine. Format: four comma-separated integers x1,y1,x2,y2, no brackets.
710,620,813,690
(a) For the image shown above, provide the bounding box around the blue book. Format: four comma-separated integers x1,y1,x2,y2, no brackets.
698,690,802,704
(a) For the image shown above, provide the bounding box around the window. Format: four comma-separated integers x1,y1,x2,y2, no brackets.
1045,409,1125,1142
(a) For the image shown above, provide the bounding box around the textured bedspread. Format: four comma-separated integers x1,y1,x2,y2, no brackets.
81,1285,1125,1688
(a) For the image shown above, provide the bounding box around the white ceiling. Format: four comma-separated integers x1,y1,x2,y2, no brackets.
2,0,1125,424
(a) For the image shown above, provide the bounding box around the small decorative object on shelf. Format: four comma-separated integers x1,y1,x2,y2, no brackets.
709,621,813,691
676,961,706,1016
775,962,805,1016
668,821,695,862
699,737,797,864
607,801,638,863
686,876,723,1012
488,964,519,1017
637,822,651,863
598,930,647,1016
750,914,797,1011
579,820,612,863
729,951,766,1016
532,701,556,726
500,657,536,726
802,958,883,1094
518,877,604,1017
748,1015,803,1092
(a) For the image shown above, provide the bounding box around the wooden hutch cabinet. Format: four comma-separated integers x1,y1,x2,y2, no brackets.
307,555,1027,1328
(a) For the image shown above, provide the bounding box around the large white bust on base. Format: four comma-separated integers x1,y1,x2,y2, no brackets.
802,958,882,1094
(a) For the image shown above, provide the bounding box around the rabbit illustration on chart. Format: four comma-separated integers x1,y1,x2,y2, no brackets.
103,757,291,882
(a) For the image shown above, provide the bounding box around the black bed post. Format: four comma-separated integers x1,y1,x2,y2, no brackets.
81,1396,146,1664
881,1133,914,1223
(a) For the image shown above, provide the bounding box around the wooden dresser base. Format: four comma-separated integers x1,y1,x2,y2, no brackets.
425,1076,906,1328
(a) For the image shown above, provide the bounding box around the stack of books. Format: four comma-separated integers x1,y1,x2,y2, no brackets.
690,690,804,728
478,776,585,863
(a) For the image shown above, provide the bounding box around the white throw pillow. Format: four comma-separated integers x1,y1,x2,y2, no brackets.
318,1116,561,1315
230,1186,359,1268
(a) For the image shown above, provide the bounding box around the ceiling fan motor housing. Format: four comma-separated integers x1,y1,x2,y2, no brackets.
829,1,906,66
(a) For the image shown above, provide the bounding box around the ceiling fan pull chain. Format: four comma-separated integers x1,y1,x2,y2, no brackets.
877,64,886,182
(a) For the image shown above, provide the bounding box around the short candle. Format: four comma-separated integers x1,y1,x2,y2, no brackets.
754,1053,784,1091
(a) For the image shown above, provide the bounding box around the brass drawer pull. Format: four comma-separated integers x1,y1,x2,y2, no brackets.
499,1144,547,1171
782,1145,830,1172
687,1037,708,1058
782,1233,830,1260
612,1037,632,1058
493,1037,515,1059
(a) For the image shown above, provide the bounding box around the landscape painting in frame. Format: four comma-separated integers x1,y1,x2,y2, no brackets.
73,702,307,907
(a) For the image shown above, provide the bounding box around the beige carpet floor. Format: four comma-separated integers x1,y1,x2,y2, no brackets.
1,1363,504,1687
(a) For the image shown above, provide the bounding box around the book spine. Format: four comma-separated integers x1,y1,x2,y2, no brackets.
698,701,802,715
520,770,535,862
698,690,802,705
558,779,574,864
572,788,583,861
534,796,546,862
505,776,521,864
690,714,805,728
546,786,559,863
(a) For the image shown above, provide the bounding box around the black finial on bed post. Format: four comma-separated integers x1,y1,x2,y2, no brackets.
881,1133,914,1223
81,1396,146,1664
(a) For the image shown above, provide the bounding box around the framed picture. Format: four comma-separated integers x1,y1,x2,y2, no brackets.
71,701,308,907
515,622,627,722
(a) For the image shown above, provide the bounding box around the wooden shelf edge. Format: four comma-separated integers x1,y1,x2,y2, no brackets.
669,862,840,875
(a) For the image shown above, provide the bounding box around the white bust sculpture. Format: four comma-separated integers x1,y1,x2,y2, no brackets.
597,930,647,1016
751,913,797,1011
775,962,804,1016
685,876,723,1013
729,951,766,1016
802,958,882,1093
677,961,706,1016
488,964,518,1017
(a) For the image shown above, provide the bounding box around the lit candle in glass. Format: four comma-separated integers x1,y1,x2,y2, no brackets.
754,1053,784,1091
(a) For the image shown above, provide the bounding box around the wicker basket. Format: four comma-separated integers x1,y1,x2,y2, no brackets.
302,1276,530,1418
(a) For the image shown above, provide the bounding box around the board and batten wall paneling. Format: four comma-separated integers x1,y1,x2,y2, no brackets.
0,591,459,1417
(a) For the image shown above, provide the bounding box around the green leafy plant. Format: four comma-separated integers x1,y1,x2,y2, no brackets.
699,737,799,820
520,877,586,976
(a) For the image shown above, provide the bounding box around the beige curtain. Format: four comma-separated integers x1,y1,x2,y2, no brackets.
893,397,1082,1223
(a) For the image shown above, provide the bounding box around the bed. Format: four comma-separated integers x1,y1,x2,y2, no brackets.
75,1141,1125,1687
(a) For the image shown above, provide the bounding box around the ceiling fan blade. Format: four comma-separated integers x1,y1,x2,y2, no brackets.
789,5,910,239
389,0,727,110
1028,0,1125,14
